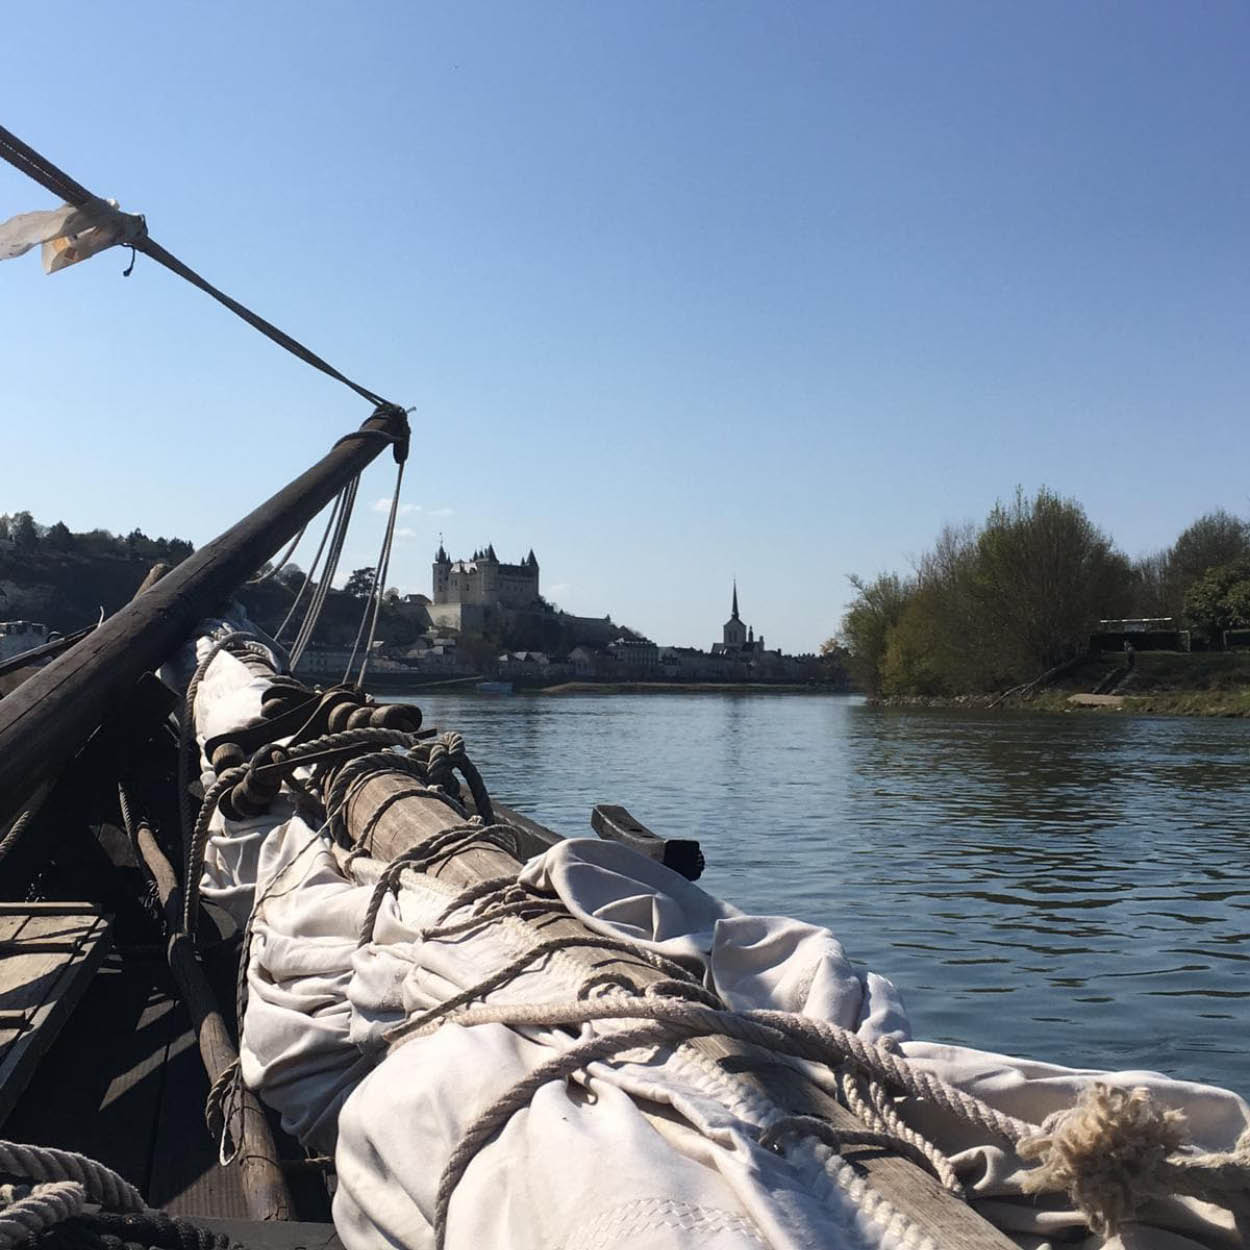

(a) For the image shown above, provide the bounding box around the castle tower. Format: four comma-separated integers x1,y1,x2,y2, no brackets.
432,541,451,604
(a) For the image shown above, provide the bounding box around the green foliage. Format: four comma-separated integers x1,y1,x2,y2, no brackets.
1183,557,1250,645
1171,510,1250,589
972,487,1133,673
44,521,74,551
344,567,376,599
880,584,951,696
838,488,1132,697
816,639,853,690
0,512,197,631
11,511,37,550
835,572,912,696
1131,510,1250,620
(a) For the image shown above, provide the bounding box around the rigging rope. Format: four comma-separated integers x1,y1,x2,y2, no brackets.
345,460,405,686
274,488,345,643
0,122,395,409
247,521,307,585
288,474,359,671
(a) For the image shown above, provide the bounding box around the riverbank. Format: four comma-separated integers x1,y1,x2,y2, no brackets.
876,650,1250,717
1031,688,1250,717
537,681,838,695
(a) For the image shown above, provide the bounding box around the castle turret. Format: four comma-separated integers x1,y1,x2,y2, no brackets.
432,543,452,604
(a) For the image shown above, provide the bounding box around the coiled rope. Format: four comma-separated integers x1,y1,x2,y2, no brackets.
182,725,424,936
0,1139,237,1250
0,1140,144,1250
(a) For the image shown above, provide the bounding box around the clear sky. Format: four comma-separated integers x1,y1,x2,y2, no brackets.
2,3,1247,653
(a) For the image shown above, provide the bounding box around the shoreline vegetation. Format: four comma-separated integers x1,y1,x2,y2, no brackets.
536,681,834,695
871,650,1250,717
831,489,1250,719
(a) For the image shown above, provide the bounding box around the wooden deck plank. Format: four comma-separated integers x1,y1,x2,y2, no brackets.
0,907,113,1125
148,998,251,1219
4,952,179,1195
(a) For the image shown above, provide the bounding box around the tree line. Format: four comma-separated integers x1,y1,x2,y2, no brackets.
0,511,194,565
828,489,1250,697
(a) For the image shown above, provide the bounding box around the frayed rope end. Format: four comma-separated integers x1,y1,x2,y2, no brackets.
1019,1083,1189,1234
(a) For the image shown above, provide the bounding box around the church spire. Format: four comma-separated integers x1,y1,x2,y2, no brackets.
731,580,740,620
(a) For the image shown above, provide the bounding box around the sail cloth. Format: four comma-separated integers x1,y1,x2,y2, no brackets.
183,640,1250,1250
0,198,145,272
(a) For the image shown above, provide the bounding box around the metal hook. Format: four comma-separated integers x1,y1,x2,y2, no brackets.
122,246,137,277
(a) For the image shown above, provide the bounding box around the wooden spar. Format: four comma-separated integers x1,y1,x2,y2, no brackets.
134,820,293,1221
345,771,1018,1250
0,407,408,828
0,624,96,681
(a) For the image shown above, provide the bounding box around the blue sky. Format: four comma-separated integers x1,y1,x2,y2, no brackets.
2,3,1247,653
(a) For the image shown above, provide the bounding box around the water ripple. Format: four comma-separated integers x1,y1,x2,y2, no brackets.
401,692,1250,1091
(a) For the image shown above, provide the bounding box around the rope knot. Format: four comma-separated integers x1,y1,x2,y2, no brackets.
1019,1083,1188,1233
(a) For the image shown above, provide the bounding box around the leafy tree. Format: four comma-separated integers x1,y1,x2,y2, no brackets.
815,642,852,690
44,521,74,551
344,567,377,599
0,516,9,541
78,528,117,555
831,488,1135,698
1131,548,1176,619
880,584,952,696
11,511,37,550
383,587,401,606
971,487,1132,674
1170,510,1249,591
835,572,913,696
275,563,305,589
1183,557,1250,646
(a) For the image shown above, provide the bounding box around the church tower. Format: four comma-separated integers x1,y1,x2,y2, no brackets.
723,581,747,649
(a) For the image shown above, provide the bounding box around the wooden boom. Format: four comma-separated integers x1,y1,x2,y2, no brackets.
0,408,408,827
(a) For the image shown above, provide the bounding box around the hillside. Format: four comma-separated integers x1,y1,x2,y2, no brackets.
1,547,165,632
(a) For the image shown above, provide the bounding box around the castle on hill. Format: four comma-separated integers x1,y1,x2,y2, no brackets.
424,542,541,634
432,542,540,609
374,548,831,685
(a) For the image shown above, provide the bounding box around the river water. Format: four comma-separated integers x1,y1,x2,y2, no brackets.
397,691,1249,1094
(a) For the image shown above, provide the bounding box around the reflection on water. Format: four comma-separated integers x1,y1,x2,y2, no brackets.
398,691,1250,1091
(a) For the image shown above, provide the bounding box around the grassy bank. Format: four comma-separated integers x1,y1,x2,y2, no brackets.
880,651,1250,717
538,681,838,695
